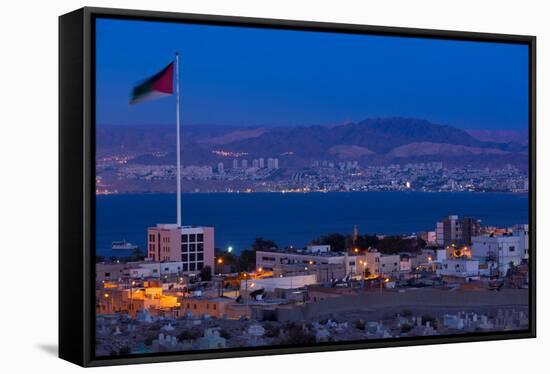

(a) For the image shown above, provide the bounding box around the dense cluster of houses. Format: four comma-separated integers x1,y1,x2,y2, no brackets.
95,214,529,357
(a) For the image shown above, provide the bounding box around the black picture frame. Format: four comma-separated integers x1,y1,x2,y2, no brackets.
59,6,536,367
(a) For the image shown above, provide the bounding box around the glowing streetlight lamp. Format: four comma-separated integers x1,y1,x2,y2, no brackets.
227,246,233,253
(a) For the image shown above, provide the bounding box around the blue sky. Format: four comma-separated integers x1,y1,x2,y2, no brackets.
96,18,529,130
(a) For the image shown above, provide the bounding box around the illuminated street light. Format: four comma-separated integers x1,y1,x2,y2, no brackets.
227,246,233,253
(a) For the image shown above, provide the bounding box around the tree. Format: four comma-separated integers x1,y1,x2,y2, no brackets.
219,329,231,339
236,249,256,272
282,322,316,345
421,315,438,329
376,236,426,254
235,238,278,272
400,323,413,334
312,233,347,252
199,266,212,281
356,234,379,250
263,323,279,338
252,237,278,252
177,328,202,341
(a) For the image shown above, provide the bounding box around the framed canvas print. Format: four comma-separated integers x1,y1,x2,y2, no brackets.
59,7,536,367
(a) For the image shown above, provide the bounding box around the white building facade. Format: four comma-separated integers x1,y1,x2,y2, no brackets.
471,231,527,277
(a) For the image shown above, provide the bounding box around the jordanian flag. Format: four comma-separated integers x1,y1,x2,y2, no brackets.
130,61,175,104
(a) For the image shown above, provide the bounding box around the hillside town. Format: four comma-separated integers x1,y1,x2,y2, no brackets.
95,214,530,355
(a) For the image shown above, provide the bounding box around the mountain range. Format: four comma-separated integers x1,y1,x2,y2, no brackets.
96,118,528,169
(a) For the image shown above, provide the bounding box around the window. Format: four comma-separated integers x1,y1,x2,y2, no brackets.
149,234,155,242
509,246,516,252
105,272,111,277
189,234,196,242
181,234,188,242
190,254,196,261
197,233,204,242
189,243,196,252
197,253,203,261
213,304,217,310
182,264,188,271
182,244,188,252
182,254,188,262
190,263,196,271
197,262,204,270
197,243,204,252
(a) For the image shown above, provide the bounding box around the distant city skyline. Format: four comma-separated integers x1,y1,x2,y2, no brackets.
96,18,529,131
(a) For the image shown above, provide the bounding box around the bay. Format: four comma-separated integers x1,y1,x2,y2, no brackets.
96,192,528,256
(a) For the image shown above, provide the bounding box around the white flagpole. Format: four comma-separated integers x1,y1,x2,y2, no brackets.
175,52,182,227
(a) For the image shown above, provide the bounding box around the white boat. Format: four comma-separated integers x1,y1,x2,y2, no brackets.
111,240,139,251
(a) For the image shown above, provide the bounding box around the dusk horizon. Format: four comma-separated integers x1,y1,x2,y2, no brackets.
96,19,528,131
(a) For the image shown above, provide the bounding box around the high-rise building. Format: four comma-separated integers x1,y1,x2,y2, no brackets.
147,224,215,274
436,215,481,247
267,158,279,170
252,159,259,168
241,159,248,169
259,157,265,168
232,159,238,170
217,162,224,174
